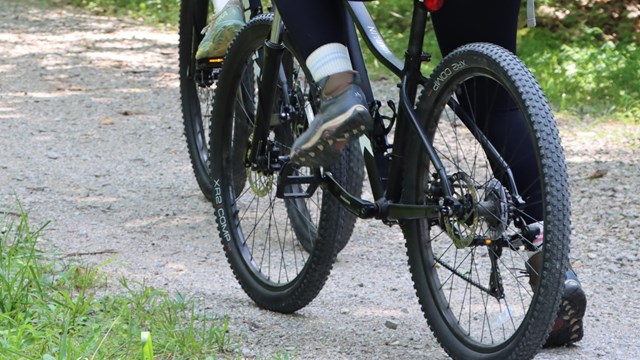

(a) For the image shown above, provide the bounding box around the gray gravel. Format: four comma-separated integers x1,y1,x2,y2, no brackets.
1,1,640,359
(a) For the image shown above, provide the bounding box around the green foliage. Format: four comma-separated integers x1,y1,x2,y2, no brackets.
55,0,180,26
364,0,441,78
519,27,640,121
0,212,235,359
536,0,640,42
365,1,639,121
45,0,639,120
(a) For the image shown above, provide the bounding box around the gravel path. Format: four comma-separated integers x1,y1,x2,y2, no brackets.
2,1,640,358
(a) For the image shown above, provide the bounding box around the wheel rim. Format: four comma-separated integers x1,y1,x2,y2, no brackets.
180,1,215,181
188,7,214,173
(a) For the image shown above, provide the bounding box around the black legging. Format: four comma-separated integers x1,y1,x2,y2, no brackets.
278,0,542,221
432,0,542,221
276,0,347,59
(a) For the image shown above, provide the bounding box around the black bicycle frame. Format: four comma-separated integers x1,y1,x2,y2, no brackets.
252,0,520,221
339,0,455,220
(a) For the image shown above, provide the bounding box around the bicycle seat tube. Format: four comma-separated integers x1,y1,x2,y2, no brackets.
383,0,433,203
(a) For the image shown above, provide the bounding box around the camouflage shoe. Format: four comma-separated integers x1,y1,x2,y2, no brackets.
544,267,586,347
290,71,372,168
195,0,245,60
527,251,587,347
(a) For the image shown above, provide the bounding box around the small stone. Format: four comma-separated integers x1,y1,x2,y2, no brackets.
47,151,60,159
241,347,253,357
384,320,398,330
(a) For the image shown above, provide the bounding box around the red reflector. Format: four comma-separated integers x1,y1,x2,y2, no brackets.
424,0,444,11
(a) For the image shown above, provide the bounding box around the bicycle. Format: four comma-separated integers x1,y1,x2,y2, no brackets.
208,1,571,359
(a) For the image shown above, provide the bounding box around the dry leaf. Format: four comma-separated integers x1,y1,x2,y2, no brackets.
100,117,114,125
588,169,608,179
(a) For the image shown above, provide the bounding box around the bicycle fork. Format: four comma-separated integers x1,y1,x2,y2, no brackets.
248,10,285,167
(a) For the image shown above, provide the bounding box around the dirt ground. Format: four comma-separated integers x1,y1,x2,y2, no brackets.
1,1,640,358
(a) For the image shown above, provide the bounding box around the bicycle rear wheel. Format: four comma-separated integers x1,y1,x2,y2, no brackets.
209,14,362,313
179,0,221,201
402,43,570,359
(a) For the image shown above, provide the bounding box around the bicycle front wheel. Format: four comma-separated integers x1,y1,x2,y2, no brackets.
209,14,362,313
402,43,570,359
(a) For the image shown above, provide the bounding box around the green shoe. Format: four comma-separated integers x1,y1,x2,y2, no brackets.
290,71,372,168
195,0,245,60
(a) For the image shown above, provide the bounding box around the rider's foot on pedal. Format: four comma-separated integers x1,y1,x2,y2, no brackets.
527,251,587,347
195,0,245,60
290,71,372,168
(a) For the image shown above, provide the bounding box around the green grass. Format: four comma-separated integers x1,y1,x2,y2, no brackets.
518,27,640,123
0,210,235,359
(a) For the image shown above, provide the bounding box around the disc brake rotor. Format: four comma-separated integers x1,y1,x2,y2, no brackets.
248,169,273,197
443,172,479,249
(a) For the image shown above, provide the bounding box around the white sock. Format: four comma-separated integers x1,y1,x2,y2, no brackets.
213,0,229,11
306,43,353,82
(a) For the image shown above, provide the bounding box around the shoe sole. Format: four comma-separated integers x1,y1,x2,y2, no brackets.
290,104,370,167
544,282,586,348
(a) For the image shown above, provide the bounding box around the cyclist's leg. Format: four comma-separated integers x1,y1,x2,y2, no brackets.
431,1,540,214
277,0,373,167
276,0,347,60
431,0,586,347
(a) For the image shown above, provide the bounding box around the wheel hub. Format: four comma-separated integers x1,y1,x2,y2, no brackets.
481,179,509,239
442,172,479,249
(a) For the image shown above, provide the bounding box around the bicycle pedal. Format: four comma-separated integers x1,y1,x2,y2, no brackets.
198,57,224,68
194,58,224,87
